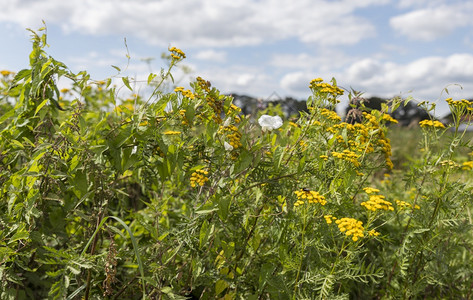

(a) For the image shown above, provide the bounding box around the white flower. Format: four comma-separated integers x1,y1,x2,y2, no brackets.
224,141,234,151
258,115,283,132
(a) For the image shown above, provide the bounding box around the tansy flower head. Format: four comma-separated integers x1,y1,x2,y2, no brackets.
419,119,445,129
190,169,209,187
361,194,394,212
324,215,337,224
294,189,327,206
335,218,364,242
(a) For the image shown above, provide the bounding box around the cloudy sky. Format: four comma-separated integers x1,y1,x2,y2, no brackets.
1,0,473,117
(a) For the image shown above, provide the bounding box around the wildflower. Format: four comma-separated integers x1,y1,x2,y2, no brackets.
361,194,394,212
0,70,13,76
419,119,445,129
320,108,342,122
368,229,380,237
190,169,209,187
219,125,242,148
335,218,364,242
363,187,380,194
324,215,337,224
382,114,398,124
115,103,134,113
294,189,327,206
319,155,329,161
462,161,473,170
258,115,283,132
174,87,195,99
395,199,420,210
163,130,181,135
332,150,360,167
169,46,186,60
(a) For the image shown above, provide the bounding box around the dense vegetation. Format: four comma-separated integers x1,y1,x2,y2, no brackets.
1,28,473,299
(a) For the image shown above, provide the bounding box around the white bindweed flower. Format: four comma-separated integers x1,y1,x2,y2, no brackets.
258,115,283,132
224,141,234,151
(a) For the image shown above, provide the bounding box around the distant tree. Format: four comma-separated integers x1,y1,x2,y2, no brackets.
344,95,431,126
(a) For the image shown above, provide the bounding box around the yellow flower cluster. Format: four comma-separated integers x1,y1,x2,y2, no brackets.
462,161,473,170
219,125,242,149
363,112,394,169
446,97,473,111
325,111,394,169
174,87,195,99
169,46,186,60
309,78,344,99
190,169,209,187
115,103,134,113
0,70,14,76
335,218,364,242
179,109,189,126
227,103,242,123
395,199,420,210
324,215,337,224
361,194,394,212
320,155,329,161
332,150,360,167
419,119,445,129
196,76,211,93
368,229,380,237
163,130,181,135
363,187,380,194
381,113,398,124
321,108,342,122
293,189,327,207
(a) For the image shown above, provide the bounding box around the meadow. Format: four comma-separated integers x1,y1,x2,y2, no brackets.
1,28,473,299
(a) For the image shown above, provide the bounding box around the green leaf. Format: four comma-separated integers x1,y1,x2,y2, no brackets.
122,76,132,91
34,98,49,116
199,220,210,249
111,65,121,72
215,279,229,295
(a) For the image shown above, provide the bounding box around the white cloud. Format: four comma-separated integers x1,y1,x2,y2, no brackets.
278,53,473,115
0,0,385,47
390,3,473,41
280,71,312,93
194,49,227,62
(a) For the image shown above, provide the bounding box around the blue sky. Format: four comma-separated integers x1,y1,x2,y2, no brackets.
1,0,473,117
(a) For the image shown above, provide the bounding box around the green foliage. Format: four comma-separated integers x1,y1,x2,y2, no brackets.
1,28,473,299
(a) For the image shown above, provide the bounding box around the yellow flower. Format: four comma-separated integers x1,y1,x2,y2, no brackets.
163,130,181,135
335,218,364,242
1,70,14,76
169,46,186,59
294,189,327,206
462,161,473,170
363,187,380,194
368,229,380,237
324,215,337,224
419,119,445,129
361,194,394,212
382,114,398,124
190,169,209,187
395,199,420,210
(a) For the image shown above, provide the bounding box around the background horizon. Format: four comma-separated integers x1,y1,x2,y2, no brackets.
1,0,473,117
